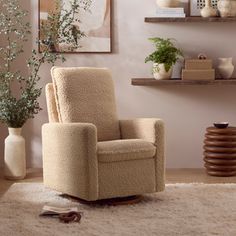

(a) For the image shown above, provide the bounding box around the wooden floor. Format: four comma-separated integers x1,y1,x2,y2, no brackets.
166,168,236,184
0,168,236,197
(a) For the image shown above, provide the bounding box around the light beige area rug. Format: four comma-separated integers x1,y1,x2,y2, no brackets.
0,183,235,236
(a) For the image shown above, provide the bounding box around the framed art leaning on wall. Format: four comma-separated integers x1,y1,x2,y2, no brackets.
39,0,112,53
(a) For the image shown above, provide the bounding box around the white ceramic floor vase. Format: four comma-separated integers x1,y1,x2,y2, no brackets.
4,128,26,180
218,58,234,79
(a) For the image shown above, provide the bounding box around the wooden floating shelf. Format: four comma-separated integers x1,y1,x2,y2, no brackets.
132,78,236,86
145,16,236,23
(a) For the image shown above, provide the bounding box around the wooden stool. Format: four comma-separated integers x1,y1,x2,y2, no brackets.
203,126,236,177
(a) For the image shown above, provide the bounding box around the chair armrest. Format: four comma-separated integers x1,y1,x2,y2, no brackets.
42,123,98,200
120,118,164,145
120,118,165,191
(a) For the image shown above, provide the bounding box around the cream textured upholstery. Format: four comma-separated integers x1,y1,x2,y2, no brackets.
120,119,165,191
45,83,59,123
42,67,165,201
98,139,156,163
51,67,120,141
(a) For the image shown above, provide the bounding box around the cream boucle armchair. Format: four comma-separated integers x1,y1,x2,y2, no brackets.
42,67,165,201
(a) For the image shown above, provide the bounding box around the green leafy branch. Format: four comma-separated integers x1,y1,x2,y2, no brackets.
0,0,91,128
40,0,92,52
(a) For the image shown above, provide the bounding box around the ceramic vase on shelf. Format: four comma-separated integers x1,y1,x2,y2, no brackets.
201,0,217,17
156,0,180,8
218,58,234,79
153,63,173,80
4,128,26,180
218,0,236,17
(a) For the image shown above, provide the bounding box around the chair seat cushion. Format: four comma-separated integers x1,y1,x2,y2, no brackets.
97,139,156,163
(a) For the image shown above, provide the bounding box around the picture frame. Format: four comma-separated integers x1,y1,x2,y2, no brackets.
189,0,218,16
39,0,112,53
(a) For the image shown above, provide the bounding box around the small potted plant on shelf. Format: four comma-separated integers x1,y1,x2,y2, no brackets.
145,37,183,80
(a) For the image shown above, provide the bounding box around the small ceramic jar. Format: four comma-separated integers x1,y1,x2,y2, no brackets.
218,0,236,17
153,63,173,80
218,58,234,79
201,0,217,17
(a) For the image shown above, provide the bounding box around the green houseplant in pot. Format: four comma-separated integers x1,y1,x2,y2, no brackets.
0,0,91,180
145,37,183,80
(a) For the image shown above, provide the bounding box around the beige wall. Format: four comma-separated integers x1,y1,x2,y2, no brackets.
0,0,236,168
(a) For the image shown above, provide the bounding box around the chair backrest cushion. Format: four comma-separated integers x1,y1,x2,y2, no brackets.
51,67,120,141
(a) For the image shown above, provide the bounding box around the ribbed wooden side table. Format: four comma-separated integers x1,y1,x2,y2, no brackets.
204,127,236,177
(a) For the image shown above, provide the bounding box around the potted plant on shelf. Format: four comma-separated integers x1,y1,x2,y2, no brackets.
145,37,183,80
0,0,91,180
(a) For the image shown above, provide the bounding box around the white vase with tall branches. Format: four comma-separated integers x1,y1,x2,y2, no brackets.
0,0,91,179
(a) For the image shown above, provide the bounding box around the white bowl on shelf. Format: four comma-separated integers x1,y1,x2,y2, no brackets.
156,0,180,8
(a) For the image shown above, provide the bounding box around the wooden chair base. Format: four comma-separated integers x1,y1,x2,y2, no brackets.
60,194,143,206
